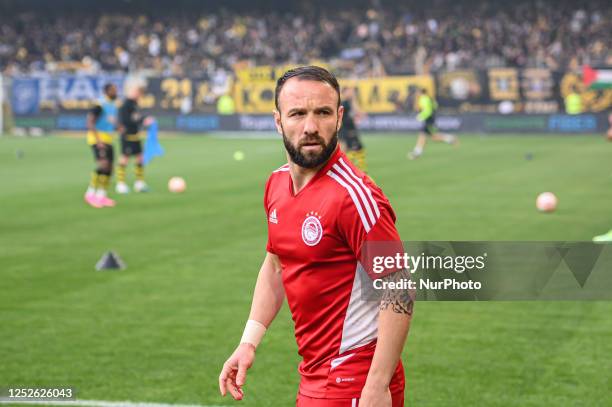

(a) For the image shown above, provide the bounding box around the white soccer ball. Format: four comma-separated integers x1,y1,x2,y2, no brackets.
168,177,186,193
536,192,557,212
498,100,514,114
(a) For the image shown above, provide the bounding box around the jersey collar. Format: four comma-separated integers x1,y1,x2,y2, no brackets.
318,145,343,176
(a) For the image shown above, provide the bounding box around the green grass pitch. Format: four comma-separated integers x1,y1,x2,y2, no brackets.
1,133,611,406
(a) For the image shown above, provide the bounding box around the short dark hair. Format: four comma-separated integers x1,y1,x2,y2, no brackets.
275,66,340,111
103,83,115,94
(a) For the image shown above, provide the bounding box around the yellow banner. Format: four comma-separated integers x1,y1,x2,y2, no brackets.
340,76,433,113
233,75,434,114
560,72,612,112
488,68,519,100
234,81,277,113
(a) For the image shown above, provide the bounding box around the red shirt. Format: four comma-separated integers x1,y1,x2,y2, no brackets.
264,147,405,399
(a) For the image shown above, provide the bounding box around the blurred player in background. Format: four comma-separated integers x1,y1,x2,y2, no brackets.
592,113,612,242
408,87,458,160
339,86,368,172
219,66,412,407
564,86,583,115
84,83,118,208
116,85,152,194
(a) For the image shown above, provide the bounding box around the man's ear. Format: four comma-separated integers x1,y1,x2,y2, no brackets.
273,110,283,135
336,105,345,132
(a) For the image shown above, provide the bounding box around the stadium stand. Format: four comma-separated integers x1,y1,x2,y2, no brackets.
0,0,610,78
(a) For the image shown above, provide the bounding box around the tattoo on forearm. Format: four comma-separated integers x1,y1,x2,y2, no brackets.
379,269,414,315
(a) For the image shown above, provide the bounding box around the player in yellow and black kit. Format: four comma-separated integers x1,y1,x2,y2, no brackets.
116,85,152,193
339,86,368,172
84,83,118,208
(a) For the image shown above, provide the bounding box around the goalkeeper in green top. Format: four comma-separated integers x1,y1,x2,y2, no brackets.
408,87,458,160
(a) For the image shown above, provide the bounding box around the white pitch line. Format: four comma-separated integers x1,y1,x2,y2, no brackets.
0,400,226,407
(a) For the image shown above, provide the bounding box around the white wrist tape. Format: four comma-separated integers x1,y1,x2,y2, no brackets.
240,319,267,347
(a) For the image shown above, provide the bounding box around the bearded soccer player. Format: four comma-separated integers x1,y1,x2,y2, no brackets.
219,66,413,407
84,83,118,208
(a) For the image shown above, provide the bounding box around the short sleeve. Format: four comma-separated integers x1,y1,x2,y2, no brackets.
263,176,275,254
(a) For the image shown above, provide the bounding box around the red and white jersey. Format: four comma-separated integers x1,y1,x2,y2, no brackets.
264,147,404,399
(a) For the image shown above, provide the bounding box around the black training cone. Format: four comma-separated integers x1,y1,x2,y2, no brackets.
95,251,126,271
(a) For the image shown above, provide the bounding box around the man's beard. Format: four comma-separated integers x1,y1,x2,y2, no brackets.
281,126,338,169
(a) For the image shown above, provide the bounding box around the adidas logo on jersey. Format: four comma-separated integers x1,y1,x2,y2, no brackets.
269,208,278,224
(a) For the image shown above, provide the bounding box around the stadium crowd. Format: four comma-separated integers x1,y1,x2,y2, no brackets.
0,0,610,78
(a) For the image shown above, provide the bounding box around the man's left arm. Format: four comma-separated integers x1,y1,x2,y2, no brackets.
336,186,413,405
361,270,413,406
349,193,413,406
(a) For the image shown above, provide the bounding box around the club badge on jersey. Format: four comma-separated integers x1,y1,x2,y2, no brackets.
301,212,323,246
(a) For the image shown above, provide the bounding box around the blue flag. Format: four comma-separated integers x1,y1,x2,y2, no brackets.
143,120,164,165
